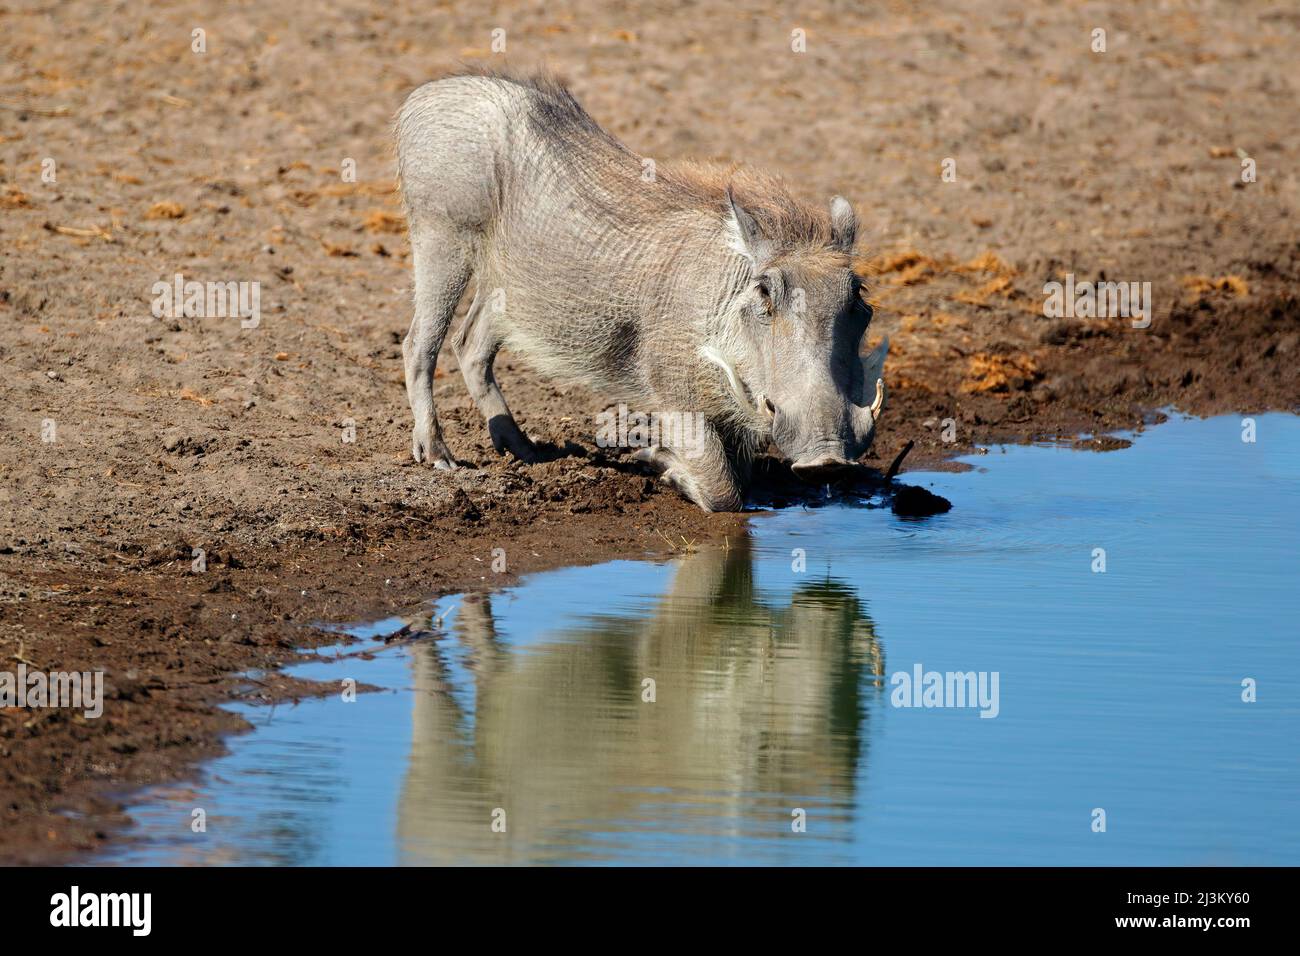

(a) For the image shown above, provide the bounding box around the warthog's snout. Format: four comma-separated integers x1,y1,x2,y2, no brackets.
763,334,890,486
791,455,853,481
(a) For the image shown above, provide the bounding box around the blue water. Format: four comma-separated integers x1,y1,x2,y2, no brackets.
98,414,1300,865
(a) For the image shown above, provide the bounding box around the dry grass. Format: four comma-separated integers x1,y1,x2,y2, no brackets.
961,352,1041,393
1182,274,1249,297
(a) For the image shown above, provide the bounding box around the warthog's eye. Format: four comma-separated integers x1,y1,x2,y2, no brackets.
854,280,874,318
756,279,774,315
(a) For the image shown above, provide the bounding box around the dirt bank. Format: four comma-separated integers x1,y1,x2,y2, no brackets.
1,0,1297,863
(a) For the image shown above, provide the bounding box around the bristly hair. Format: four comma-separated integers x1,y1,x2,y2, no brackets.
661,161,845,260
441,66,631,155
433,67,846,260
441,64,575,101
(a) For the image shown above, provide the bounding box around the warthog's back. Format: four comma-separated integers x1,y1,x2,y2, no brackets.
397,72,743,400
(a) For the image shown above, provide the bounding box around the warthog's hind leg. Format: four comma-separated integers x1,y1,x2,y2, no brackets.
403,225,471,469
453,290,540,464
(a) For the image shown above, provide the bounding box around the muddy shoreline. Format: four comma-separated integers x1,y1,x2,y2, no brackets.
2,1,1298,863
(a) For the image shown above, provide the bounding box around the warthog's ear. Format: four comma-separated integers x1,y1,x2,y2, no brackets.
829,195,857,252
725,186,773,269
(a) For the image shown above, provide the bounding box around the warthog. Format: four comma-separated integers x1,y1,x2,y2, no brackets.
396,71,888,511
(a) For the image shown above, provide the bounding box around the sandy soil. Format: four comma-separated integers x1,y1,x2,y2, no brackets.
1,0,1296,863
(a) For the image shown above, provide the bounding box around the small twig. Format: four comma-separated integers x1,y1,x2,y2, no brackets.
9,640,40,668
432,603,458,629
0,98,70,116
885,440,915,482
653,528,679,552
329,630,440,661
43,221,113,241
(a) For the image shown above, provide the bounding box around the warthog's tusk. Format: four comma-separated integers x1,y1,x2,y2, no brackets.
870,378,885,421
699,345,758,419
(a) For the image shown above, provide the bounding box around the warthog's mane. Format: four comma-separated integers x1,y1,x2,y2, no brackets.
448,67,846,266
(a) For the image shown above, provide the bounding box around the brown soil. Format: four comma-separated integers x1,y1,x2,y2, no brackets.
1,0,1296,864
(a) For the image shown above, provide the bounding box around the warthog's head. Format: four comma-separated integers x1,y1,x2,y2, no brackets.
703,188,888,480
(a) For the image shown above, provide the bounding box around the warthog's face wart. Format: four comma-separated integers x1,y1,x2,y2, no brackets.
720,192,888,479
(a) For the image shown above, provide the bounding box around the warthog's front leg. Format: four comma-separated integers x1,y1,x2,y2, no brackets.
633,424,745,512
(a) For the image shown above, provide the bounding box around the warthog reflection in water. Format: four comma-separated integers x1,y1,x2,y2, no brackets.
395,540,884,863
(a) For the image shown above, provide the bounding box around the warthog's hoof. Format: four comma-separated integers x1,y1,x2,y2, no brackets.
412,431,457,469
488,416,541,464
